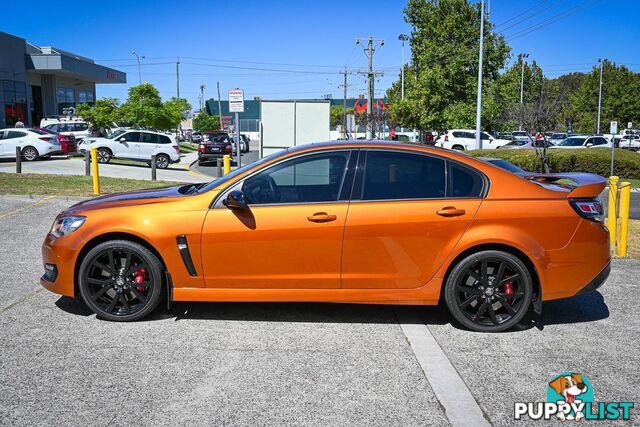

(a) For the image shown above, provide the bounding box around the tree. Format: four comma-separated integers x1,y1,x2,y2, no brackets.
76,98,121,135
193,111,221,133
386,0,510,132
493,59,545,131
330,106,354,128
120,83,191,130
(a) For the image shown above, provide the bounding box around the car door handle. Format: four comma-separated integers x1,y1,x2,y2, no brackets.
307,212,337,223
436,206,466,217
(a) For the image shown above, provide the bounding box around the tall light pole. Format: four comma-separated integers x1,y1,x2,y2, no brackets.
131,50,145,85
356,36,384,139
475,0,485,149
519,53,529,131
597,58,605,134
399,34,409,100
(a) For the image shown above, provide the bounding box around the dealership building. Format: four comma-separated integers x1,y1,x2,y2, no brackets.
0,31,126,128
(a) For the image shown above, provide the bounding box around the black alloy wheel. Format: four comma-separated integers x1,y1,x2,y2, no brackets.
22,146,39,161
155,154,170,169
78,240,163,321
444,250,532,332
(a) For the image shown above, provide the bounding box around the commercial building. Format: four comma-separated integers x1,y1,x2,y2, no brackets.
0,31,126,128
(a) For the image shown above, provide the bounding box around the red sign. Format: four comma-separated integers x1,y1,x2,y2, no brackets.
221,116,233,128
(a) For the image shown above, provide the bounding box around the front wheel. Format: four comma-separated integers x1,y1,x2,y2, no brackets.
444,250,532,332
155,154,170,169
78,240,164,321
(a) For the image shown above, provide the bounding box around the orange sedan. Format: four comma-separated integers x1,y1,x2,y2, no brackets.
41,142,610,332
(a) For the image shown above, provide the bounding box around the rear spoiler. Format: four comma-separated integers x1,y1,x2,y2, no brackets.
524,172,607,198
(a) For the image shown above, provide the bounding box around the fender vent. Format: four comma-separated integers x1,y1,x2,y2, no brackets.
176,235,198,277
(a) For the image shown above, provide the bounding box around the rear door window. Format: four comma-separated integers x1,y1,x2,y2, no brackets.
361,151,446,200
140,132,159,143
449,162,484,198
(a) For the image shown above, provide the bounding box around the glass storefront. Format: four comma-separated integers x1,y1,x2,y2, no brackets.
56,86,75,114
79,90,94,105
3,80,27,126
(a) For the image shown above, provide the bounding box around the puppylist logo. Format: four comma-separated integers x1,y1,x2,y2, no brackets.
514,372,634,421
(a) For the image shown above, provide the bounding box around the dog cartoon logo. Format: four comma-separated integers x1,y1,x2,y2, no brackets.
547,372,594,421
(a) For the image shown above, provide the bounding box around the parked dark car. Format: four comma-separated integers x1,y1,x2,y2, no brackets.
197,132,234,165
36,127,77,154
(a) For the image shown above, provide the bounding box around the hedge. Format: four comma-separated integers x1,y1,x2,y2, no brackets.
467,147,640,179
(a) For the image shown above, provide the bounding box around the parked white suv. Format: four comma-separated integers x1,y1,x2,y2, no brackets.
0,128,61,160
79,129,180,168
40,117,91,142
435,129,511,150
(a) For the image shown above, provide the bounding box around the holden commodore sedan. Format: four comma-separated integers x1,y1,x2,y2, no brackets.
41,141,610,332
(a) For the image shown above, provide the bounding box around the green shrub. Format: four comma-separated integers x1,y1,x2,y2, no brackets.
468,148,640,179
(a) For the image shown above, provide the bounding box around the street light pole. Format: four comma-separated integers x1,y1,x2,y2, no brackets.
475,0,485,149
398,34,409,100
519,53,529,131
132,51,144,85
597,58,604,134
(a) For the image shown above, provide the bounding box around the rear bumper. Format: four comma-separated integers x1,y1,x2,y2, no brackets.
198,153,229,161
577,262,610,295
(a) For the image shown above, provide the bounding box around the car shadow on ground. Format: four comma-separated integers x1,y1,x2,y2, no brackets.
54,291,609,330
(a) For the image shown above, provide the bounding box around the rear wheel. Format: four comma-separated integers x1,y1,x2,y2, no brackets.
78,240,163,321
444,250,532,332
22,146,39,161
96,148,111,163
155,154,170,169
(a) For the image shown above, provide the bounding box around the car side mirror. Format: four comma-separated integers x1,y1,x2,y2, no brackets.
118,137,126,143
223,190,248,210
586,142,593,147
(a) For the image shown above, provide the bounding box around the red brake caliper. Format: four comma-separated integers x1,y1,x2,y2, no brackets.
133,268,147,292
502,274,514,298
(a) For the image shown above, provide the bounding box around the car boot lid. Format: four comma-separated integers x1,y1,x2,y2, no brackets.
525,172,607,198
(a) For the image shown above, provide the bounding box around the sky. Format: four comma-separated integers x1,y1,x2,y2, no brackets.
3,0,639,110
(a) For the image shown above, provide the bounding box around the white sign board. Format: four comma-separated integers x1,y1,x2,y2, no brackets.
228,89,244,113
610,121,617,134
628,122,633,129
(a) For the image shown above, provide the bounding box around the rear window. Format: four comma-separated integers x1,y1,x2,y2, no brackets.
449,163,484,197
160,135,172,144
28,129,49,135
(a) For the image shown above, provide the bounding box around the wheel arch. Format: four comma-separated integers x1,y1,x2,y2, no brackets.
73,232,168,298
440,243,542,314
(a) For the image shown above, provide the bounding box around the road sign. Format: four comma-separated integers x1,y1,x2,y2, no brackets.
628,122,633,129
229,89,244,113
610,121,618,134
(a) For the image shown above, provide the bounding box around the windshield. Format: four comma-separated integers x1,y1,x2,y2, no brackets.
28,128,51,135
512,131,527,137
106,129,128,139
551,133,566,139
505,140,527,146
196,150,286,193
558,137,586,146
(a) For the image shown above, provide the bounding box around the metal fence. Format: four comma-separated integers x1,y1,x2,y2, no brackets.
238,119,260,132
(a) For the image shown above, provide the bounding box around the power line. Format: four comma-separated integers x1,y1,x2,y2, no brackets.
497,0,567,32
493,0,552,28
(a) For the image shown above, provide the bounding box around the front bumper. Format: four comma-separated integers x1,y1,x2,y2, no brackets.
40,232,83,297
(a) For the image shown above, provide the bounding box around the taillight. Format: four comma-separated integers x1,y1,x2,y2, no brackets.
197,144,205,153
173,145,180,153
569,199,604,222
39,136,52,141
444,134,449,142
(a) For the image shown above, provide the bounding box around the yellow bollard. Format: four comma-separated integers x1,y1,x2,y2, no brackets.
617,182,631,257
90,148,100,195
607,176,619,248
223,155,231,175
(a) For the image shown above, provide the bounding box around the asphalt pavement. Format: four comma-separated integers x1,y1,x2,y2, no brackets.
0,194,639,425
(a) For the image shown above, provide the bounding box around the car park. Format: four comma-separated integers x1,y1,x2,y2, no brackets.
550,135,611,149
37,127,77,155
41,140,610,332
0,128,61,160
41,117,91,142
435,129,511,150
498,139,554,150
549,132,568,145
78,129,180,168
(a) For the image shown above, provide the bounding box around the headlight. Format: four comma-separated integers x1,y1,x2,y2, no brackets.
51,216,86,238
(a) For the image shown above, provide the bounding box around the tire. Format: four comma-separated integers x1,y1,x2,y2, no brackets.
155,154,170,169
97,148,111,163
444,250,532,332
78,240,164,322
451,145,465,151
22,146,39,161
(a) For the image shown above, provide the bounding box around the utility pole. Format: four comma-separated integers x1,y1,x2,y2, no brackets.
176,58,180,99
519,53,529,131
475,0,485,149
199,84,206,111
338,67,354,139
216,81,223,129
597,58,604,134
399,34,409,100
356,36,384,139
